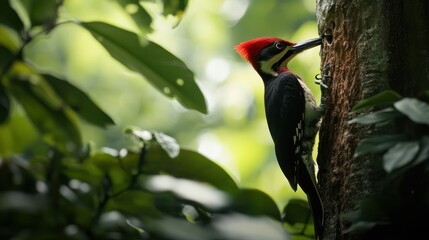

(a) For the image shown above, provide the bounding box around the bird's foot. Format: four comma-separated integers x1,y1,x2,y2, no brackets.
314,64,331,91
315,64,332,113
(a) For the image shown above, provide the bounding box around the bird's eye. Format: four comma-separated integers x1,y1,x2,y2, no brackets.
275,42,284,50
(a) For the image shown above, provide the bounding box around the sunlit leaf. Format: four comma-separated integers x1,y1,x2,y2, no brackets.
126,128,153,141
394,98,429,125
123,146,239,193
154,131,180,158
97,211,133,233
79,21,207,114
143,217,214,240
7,62,82,153
413,136,429,166
146,175,230,210
126,219,145,233
213,213,290,240
0,110,37,156
126,129,179,157
383,141,419,172
354,134,406,158
0,0,24,31
0,26,21,53
352,90,402,112
116,0,153,35
231,189,280,220
349,108,402,125
44,74,115,128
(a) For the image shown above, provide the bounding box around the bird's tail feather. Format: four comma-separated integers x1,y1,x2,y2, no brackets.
299,164,324,239
306,184,324,239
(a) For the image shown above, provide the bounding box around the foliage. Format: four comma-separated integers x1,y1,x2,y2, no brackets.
347,90,429,239
0,1,319,239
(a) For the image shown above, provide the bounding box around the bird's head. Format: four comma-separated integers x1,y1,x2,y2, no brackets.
235,37,322,78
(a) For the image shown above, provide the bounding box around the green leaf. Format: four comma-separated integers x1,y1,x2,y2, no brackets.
231,189,280,220
123,146,239,193
352,90,402,112
79,21,207,114
162,0,188,27
343,196,390,233
213,213,290,240
126,129,179,157
282,198,311,226
88,150,131,192
63,158,103,186
144,214,290,240
7,62,82,154
163,0,188,16
12,0,57,28
354,134,406,158
413,136,429,166
87,151,118,172
344,221,378,234
44,74,115,128
0,85,10,123
0,25,21,53
107,191,163,218
116,0,153,35
383,141,419,172
394,98,429,125
0,0,24,31
143,217,214,240
349,108,402,125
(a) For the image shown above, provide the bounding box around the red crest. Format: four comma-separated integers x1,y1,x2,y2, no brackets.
235,37,293,69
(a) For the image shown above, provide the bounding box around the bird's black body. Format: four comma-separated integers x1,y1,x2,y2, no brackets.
264,72,305,190
264,72,323,237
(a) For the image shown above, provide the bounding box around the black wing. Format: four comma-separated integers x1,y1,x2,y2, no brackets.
264,72,305,191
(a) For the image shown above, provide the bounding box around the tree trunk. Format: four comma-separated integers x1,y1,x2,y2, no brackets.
315,1,429,239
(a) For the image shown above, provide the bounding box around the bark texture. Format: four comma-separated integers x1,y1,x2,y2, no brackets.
315,1,429,239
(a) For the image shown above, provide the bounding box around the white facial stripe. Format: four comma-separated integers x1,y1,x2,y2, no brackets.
259,47,291,76
280,53,296,68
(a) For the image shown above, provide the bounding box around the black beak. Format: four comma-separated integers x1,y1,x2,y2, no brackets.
291,37,322,53
272,37,322,70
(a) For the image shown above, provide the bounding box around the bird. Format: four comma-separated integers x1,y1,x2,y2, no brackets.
235,36,326,238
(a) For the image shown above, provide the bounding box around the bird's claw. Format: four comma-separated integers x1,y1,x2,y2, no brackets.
315,64,332,113
315,64,332,94
314,75,329,89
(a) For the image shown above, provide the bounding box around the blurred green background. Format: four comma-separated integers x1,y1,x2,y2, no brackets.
3,0,321,207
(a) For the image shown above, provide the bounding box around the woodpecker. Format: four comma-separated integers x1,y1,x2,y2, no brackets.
235,37,325,238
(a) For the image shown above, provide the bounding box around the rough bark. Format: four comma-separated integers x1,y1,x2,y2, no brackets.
315,1,429,239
